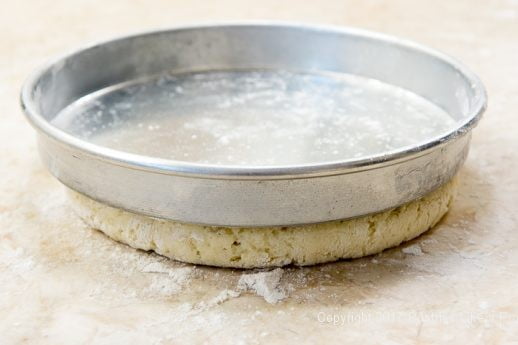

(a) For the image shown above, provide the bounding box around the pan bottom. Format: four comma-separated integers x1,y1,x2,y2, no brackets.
52,69,456,167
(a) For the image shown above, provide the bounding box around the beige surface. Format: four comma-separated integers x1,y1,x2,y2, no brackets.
69,181,456,268
1,0,517,344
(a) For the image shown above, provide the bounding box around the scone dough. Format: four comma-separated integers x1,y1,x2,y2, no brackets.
68,179,457,268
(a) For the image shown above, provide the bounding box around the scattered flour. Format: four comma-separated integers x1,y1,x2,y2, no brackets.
237,268,286,304
140,261,192,279
1,246,35,276
196,290,241,311
139,261,194,295
402,244,424,256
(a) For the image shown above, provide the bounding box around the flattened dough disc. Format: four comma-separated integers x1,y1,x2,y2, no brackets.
69,179,456,268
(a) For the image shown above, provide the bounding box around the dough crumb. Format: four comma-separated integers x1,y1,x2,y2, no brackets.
402,244,424,256
238,268,286,304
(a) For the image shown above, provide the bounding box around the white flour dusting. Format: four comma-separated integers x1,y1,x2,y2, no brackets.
1,247,35,276
237,268,286,304
53,70,456,167
196,290,241,311
140,263,194,295
402,244,424,256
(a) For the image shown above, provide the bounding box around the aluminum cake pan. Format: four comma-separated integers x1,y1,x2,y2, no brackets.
20,23,487,227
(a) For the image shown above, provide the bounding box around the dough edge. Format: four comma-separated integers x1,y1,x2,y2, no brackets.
68,179,457,268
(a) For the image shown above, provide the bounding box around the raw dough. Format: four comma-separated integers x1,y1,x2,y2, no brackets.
68,179,457,268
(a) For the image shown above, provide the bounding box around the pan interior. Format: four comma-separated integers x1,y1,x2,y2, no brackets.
51,69,456,167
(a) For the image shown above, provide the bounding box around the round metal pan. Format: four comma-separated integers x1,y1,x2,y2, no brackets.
21,23,487,227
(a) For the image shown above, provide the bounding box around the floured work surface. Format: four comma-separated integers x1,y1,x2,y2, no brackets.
2,0,518,344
